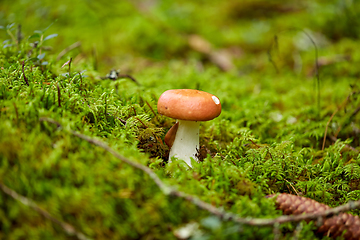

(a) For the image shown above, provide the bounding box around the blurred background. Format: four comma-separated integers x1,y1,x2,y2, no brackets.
2,0,360,148
1,0,359,74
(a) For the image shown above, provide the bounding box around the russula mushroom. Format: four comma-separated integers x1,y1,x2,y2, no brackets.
157,89,221,167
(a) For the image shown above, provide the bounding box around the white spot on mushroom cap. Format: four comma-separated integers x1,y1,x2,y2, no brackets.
212,96,220,105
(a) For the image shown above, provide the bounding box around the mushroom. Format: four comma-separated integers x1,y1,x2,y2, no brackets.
157,89,222,167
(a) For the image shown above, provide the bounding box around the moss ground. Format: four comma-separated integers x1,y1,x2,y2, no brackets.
1,1,360,239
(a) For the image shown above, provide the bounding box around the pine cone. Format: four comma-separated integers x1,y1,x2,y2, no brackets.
273,193,360,240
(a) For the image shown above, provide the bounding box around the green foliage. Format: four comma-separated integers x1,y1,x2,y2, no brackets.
0,1,360,239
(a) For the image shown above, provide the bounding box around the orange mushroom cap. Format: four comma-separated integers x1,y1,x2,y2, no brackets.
157,89,222,121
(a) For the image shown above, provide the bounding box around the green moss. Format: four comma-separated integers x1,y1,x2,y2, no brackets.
1,1,360,239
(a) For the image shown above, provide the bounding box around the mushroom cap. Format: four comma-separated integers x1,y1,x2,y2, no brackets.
157,89,221,121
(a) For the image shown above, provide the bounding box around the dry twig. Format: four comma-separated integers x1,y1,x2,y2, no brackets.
116,74,141,85
329,135,359,153
322,108,339,151
56,41,81,61
284,179,300,196
21,61,29,86
0,183,91,240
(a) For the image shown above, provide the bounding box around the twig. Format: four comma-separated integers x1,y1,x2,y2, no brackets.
248,139,260,148
0,183,91,240
21,61,29,86
322,107,339,151
145,101,157,117
61,58,72,78
329,135,359,153
284,179,299,196
292,222,303,240
39,117,360,228
273,223,280,240
117,74,141,85
39,117,169,194
131,106,137,116
17,24,22,46
267,35,279,74
13,102,19,124
301,30,320,119
41,117,62,128
350,106,360,120
6,26,17,46
106,113,127,125
68,58,72,78
248,140,275,161
134,117,148,128
92,45,97,71
57,83,61,107
56,42,81,61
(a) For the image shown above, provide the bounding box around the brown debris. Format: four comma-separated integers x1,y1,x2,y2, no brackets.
164,122,179,148
274,193,360,240
209,50,235,72
188,35,212,55
188,34,241,71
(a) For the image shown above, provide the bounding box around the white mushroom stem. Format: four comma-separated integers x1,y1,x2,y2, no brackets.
169,120,200,167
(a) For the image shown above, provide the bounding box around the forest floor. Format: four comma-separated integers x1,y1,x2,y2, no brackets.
1,1,360,239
